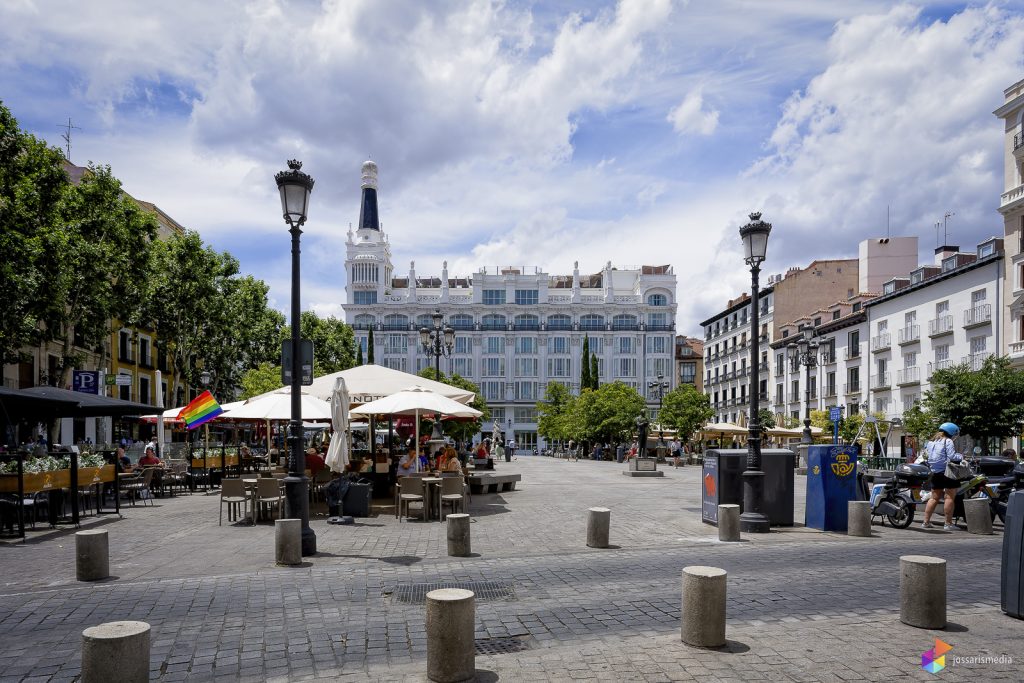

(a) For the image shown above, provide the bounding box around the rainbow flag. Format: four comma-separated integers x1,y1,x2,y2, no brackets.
178,390,223,430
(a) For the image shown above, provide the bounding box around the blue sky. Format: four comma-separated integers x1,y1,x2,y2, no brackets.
2,1,1022,333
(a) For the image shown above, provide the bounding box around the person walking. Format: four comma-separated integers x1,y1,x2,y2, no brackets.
921,422,965,531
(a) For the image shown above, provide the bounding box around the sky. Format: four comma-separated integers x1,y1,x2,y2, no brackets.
2,0,1023,335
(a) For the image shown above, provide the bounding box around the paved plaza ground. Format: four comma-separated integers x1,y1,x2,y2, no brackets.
1,456,1022,681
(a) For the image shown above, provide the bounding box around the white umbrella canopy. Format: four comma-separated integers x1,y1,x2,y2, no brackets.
325,377,351,473
221,392,332,421
350,387,482,463
698,422,748,436
255,364,475,405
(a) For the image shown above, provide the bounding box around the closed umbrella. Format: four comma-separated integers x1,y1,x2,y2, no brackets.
325,377,351,473
350,387,482,469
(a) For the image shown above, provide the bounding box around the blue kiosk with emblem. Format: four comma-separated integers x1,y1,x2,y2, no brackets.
805,444,859,531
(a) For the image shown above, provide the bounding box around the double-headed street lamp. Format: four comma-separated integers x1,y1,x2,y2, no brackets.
787,326,820,445
648,374,670,451
739,212,772,534
275,159,316,556
420,309,454,441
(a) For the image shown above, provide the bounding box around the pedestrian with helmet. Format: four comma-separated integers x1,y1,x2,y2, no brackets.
921,422,965,530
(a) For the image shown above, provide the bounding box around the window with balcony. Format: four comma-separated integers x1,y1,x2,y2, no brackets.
481,314,507,330
450,313,474,330
612,314,639,330
383,314,408,330
646,336,670,354
453,337,471,354
647,293,668,306
452,358,473,376
616,337,635,354
580,314,605,331
546,314,571,330
384,334,407,355
514,314,540,330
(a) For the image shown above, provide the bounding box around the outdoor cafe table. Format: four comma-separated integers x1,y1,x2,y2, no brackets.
421,477,442,521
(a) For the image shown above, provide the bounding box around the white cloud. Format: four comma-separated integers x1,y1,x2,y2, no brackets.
667,88,719,136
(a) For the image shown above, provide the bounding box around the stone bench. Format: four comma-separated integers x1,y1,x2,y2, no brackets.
466,474,522,495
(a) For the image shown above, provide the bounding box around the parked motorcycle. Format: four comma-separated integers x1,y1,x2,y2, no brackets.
869,463,930,528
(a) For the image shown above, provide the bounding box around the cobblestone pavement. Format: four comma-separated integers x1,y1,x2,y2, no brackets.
0,456,1021,681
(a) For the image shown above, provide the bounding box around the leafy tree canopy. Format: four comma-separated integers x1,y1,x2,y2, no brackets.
757,409,776,430
923,356,1024,441
279,311,355,377
536,382,573,443
240,362,283,399
565,381,645,443
657,385,714,443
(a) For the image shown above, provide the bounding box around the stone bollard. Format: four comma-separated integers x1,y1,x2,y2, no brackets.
586,507,611,548
275,519,302,566
447,514,471,557
900,555,946,629
81,621,150,683
76,530,109,582
426,588,475,683
681,566,727,647
963,498,993,535
718,504,740,542
847,501,873,537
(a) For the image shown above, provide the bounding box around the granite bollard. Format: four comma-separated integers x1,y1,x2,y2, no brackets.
75,529,109,582
81,621,150,683
847,501,872,537
681,566,727,647
447,514,471,557
586,507,610,548
718,504,740,542
963,497,993,535
426,588,475,682
275,519,302,566
900,555,946,628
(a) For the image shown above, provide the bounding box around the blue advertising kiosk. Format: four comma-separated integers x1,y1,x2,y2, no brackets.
805,444,859,531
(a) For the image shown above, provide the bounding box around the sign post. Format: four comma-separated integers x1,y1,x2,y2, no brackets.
281,339,314,386
72,370,100,395
829,406,843,445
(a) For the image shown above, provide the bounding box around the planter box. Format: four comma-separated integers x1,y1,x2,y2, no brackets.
0,469,72,494
79,465,115,485
190,455,239,469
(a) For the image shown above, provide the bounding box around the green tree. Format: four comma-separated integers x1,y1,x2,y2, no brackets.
240,361,283,399
757,409,776,430
901,401,939,441
580,336,591,391
837,411,888,445
537,382,574,444
923,355,1024,441
50,163,158,385
417,367,490,442
657,385,715,443
0,103,69,363
356,343,363,366
278,311,355,377
590,352,599,390
566,381,645,443
367,328,375,364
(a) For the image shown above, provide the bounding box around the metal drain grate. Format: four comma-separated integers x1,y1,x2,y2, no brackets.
386,580,516,604
475,635,532,656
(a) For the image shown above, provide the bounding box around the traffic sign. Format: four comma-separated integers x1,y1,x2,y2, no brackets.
115,374,133,386
829,406,843,422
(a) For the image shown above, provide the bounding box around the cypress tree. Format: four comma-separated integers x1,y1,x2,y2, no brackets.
580,335,591,391
367,328,375,364
590,352,599,390
356,343,364,366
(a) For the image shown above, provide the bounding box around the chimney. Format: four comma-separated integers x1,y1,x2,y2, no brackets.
934,245,959,266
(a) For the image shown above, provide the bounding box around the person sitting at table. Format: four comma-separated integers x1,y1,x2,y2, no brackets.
398,449,418,476
117,446,132,472
139,445,163,468
306,447,326,477
442,451,463,473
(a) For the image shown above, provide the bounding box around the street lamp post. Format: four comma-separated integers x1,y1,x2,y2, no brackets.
647,374,670,452
419,309,454,443
275,159,316,556
739,212,772,533
787,326,820,445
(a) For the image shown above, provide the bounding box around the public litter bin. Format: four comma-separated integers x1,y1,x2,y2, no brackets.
805,445,859,531
1002,490,1024,619
761,449,795,527
343,481,373,517
701,449,746,526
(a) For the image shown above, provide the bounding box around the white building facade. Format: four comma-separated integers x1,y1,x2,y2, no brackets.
995,78,1024,366
341,161,678,449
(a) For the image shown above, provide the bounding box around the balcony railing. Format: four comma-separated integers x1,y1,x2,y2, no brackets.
896,367,920,386
928,315,953,337
1011,340,1024,356
963,352,993,371
1016,132,1024,151
870,333,891,352
823,385,837,398
774,366,784,377
870,372,890,389
964,304,992,328
844,346,861,360
788,391,801,402
844,381,861,394
927,359,953,378
897,326,920,345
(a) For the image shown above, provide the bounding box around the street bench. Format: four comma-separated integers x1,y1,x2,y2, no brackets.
466,473,521,495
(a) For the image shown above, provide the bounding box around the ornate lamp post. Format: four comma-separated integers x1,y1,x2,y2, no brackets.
648,374,670,451
275,159,316,556
420,309,454,441
787,326,820,445
739,212,771,533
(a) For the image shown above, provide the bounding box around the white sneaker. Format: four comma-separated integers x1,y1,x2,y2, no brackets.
921,521,934,529
943,524,957,531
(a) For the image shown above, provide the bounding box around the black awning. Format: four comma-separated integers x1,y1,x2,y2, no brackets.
17,386,155,417
0,385,82,420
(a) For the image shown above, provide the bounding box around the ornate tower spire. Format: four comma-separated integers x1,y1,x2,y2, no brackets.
358,159,380,231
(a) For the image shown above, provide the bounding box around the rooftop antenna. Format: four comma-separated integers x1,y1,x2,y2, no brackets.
943,211,955,246
56,117,81,161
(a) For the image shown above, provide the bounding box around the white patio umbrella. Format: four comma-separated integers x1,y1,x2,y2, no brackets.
325,377,351,473
350,387,482,469
221,392,332,421
252,364,475,405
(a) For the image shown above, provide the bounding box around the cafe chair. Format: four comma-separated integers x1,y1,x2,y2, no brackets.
439,476,467,520
255,477,283,523
219,478,250,526
396,477,426,522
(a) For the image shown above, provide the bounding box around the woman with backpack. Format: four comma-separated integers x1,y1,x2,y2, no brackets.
921,422,965,531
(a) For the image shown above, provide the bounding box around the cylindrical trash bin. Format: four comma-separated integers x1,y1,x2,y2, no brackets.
1002,490,1024,619
426,588,475,682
